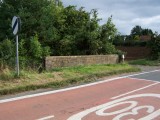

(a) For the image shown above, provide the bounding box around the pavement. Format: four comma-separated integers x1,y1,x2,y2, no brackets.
0,69,160,120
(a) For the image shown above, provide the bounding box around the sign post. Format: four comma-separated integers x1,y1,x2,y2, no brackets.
12,16,21,76
16,35,19,76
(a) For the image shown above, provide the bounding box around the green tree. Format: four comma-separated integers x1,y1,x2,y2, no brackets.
0,0,119,69
149,32,160,60
130,25,143,36
113,34,126,45
142,28,153,36
0,0,60,40
28,34,50,69
99,16,117,54
29,34,42,59
100,16,117,43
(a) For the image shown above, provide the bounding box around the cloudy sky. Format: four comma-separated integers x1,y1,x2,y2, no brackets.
62,0,160,35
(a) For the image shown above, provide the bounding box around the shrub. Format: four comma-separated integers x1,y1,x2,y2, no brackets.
100,42,117,54
149,35,160,60
0,39,15,69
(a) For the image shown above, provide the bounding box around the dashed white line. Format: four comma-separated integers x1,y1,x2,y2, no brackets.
111,82,159,100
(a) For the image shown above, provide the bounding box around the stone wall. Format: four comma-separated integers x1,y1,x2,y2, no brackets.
45,55,119,70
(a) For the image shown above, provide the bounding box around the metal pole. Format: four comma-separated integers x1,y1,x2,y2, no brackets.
16,35,19,76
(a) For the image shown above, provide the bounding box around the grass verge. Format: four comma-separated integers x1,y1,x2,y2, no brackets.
128,59,160,66
0,64,140,96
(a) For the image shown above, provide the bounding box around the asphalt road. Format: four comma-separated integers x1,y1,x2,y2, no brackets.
0,70,160,120
131,70,160,82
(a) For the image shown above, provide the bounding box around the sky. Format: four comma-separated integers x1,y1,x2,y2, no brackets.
62,0,160,35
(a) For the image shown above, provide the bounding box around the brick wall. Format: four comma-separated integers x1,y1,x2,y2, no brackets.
45,55,119,70
117,46,151,60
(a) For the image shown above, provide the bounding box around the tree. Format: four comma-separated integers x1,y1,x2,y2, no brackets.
0,0,18,40
0,0,119,69
142,28,153,36
100,16,117,43
0,0,60,40
113,34,126,45
98,16,117,54
149,32,160,60
130,25,142,36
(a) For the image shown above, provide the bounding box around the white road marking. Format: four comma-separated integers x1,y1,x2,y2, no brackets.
139,109,160,120
37,115,54,120
111,82,159,99
0,69,159,103
129,77,160,83
67,94,160,120
113,105,155,120
96,101,138,116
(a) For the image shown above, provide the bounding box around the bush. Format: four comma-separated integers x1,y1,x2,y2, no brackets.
28,34,51,70
100,42,117,54
0,39,15,69
29,34,43,59
0,35,51,71
149,35,160,60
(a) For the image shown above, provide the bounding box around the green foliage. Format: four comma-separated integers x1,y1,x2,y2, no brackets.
98,16,117,54
0,0,119,70
133,35,140,41
58,36,74,55
0,39,15,68
149,34,160,60
100,16,117,43
113,25,153,47
130,25,143,36
42,46,51,58
142,29,153,36
128,59,160,66
0,39,14,60
99,42,117,54
29,34,42,59
0,64,140,95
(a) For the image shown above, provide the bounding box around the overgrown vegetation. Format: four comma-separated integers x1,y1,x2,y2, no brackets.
0,0,120,70
149,33,160,60
0,64,140,95
128,59,160,66
113,25,154,46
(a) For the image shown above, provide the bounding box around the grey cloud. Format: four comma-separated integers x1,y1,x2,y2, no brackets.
62,0,160,34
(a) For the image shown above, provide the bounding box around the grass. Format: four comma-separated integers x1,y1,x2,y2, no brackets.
0,63,140,96
128,59,160,66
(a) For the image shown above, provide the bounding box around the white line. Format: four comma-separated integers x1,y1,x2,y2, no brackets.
37,115,54,120
129,77,160,83
111,82,159,100
139,109,160,120
0,69,159,103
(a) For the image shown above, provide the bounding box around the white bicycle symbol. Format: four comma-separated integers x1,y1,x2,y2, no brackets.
67,94,160,120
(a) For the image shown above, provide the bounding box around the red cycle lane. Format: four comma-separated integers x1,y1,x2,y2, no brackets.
0,76,160,120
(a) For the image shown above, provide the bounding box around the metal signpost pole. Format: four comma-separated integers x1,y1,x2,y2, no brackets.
16,34,19,76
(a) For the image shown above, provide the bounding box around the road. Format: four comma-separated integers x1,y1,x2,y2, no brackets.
0,70,160,120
